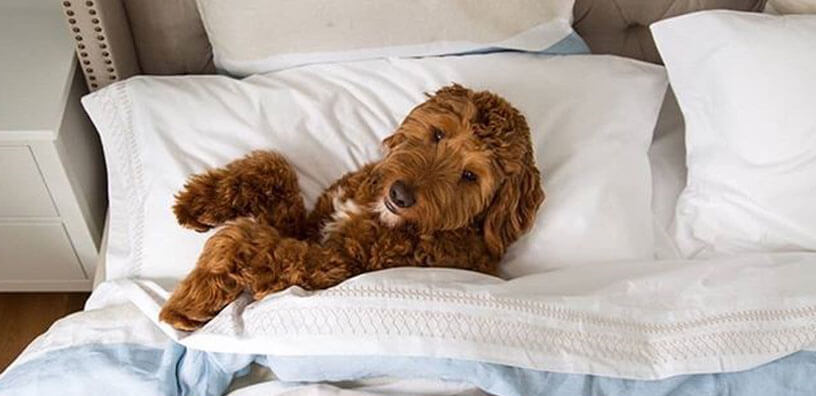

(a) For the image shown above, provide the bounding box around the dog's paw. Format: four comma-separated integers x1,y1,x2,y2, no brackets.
159,305,209,332
173,200,216,232
172,186,226,232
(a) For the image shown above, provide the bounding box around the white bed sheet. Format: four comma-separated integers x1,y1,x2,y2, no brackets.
8,253,816,396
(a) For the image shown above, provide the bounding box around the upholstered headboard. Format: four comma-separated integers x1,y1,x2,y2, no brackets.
60,0,765,91
574,0,765,63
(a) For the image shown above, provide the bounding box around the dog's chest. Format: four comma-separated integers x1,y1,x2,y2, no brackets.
320,188,365,242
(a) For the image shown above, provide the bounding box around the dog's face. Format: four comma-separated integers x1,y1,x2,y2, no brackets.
374,84,545,256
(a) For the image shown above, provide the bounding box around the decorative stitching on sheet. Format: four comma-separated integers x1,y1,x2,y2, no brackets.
316,286,816,335
222,304,816,364
119,82,146,278
88,81,146,278
191,284,816,366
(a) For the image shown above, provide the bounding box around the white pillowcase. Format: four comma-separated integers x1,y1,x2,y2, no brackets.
196,0,586,75
652,11,816,257
82,53,666,284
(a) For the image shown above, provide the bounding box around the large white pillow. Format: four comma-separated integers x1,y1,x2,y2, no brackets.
82,53,666,284
196,0,587,75
652,11,816,257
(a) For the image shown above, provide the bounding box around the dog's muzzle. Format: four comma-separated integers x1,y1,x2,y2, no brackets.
388,180,415,210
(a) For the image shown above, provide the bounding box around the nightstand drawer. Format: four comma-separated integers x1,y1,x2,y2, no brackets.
0,146,58,217
0,223,85,280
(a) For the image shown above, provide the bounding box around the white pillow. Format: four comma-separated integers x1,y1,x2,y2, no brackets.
82,53,666,284
652,11,816,257
196,0,587,75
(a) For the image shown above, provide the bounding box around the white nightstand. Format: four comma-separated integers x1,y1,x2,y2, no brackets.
0,3,107,291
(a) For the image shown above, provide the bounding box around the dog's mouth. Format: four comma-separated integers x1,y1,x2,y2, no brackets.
384,198,399,215
374,196,403,227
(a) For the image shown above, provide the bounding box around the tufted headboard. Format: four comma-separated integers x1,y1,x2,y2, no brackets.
61,0,765,91
573,0,765,63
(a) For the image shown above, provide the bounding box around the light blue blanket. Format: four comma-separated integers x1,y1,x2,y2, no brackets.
2,341,815,396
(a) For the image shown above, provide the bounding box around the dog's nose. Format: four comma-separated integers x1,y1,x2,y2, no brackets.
389,180,415,208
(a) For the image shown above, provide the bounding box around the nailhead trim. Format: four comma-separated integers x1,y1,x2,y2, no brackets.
62,0,116,90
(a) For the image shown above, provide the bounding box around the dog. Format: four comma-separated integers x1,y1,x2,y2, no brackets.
159,84,545,331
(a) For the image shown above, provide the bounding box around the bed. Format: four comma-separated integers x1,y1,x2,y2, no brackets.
4,0,816,395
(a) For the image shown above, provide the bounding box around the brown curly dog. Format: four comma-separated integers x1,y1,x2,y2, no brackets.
159,84,545,331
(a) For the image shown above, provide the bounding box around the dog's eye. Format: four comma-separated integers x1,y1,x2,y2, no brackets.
461,170,478,182
432,127,445,142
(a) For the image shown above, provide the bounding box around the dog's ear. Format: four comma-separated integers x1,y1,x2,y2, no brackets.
482,158,544,257
471,89,544,257
381,132,406,152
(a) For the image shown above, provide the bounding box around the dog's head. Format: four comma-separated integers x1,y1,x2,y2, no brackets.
374,84,544,257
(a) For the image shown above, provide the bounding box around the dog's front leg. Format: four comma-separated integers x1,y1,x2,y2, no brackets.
160,217,362,331
159,217,279,331
173,150,307,237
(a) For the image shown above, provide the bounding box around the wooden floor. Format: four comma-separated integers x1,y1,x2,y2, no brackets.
0,293,88,372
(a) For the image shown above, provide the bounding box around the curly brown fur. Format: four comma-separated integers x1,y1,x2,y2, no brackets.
160,84,545,331
173,151,307,237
